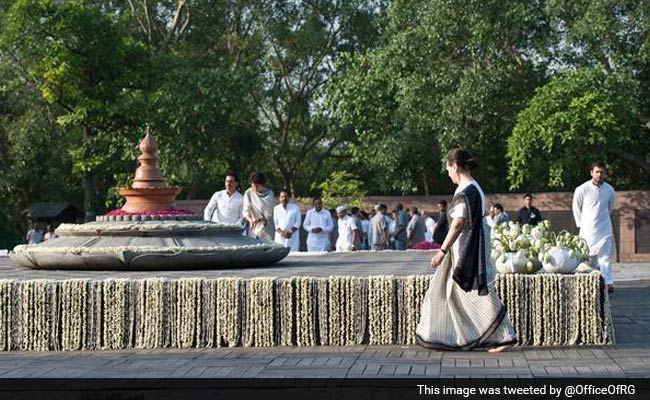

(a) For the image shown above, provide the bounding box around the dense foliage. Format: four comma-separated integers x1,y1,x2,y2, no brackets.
1,0,648,240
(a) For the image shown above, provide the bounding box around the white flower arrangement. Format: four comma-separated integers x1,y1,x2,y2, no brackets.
56,221,242,234
0,272,613,352
244,278,275,347
493,271,611,346
216,278,242,347
284,249,438,257
13,242,285,255
368,276,395,345
492,221,590,275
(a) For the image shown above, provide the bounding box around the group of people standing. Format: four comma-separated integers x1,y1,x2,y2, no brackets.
486,192,543,228
305,201,451,253
203,171,451,253
24,223,58,244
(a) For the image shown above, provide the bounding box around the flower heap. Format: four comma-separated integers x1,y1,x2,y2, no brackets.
492,220,590,274
492,220,552,274
537,230,590,273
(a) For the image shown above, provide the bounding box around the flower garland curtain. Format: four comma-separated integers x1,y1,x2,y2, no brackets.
0,271,613,351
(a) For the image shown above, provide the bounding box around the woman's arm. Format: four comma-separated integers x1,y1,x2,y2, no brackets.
429,217,466,268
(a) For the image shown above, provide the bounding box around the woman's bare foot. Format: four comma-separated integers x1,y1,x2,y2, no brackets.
488,344,511,353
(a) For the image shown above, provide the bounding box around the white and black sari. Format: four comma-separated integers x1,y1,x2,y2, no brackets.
416,180,516,350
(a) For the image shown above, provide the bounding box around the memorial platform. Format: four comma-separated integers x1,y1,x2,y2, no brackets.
0,251,613,351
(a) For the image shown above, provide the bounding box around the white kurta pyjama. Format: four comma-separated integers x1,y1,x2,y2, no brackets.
302,208,334,252
273,203,302,252
203,190,244,224
572,180,616,285
335,215,357,252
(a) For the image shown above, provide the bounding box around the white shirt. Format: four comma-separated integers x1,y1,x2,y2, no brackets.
573,180,615,255
303,208,334,249
204,190,243,224
424,217,436,242
336,215,357,250
273,203,302,251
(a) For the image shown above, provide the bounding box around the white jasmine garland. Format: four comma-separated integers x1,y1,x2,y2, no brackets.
328,277,341,346
284,249,438,258
199,280,217,348
55,221,242,234
0,280,11,351
20,280,52,351
276,278,294,346
368,276,395,345
354,278,368,345
87,281,103,349
244,278,275,347
216,278,241,347
13,243,285,255
102,279,134,350
61,280,88,351
296,277,316,346
135,279,165,349
316,278,329,345
0,273,614,352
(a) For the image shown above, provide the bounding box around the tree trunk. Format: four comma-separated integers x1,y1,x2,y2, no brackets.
282,170,294,197
84,172,96,222
422,172,430,196
83,126,96,222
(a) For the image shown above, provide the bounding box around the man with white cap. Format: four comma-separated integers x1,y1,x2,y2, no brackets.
302,197,334,252
335,205,358,252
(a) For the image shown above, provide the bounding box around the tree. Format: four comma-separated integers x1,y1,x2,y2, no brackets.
313,170,367,209
249,0,385,195
507,67,648,190
330,0,550,193
0,0,150,220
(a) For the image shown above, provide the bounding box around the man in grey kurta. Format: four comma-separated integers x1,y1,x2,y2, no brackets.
407,206,426,247
369,204,389,250
242,172,275,241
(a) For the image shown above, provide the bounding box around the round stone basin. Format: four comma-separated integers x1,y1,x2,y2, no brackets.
10,220,290,271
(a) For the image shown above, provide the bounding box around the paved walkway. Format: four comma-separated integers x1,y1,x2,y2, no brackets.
0,276,647,378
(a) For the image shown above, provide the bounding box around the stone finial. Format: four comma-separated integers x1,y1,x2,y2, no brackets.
132,125,167,189
118,125,180,212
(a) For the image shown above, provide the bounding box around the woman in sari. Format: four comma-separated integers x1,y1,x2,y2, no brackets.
416,149,516,352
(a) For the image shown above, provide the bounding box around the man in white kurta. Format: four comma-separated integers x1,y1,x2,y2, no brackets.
204,173,244,225
273,190,301,251
335,206,358,252
302,198,334,252
572,162,616,291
